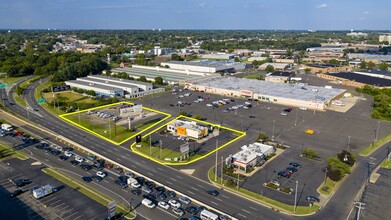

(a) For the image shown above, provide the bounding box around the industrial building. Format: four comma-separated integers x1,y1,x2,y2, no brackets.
160,60,246,73
348,53,391,64
259,63,291,71
167,120,208,139
186,77,346,110
318,72,391,88
65,75,163,98
265,71,295,83
199,53,236,60
112,65,218,84
379,34,391,43
231,143,275,172
301,63,350,73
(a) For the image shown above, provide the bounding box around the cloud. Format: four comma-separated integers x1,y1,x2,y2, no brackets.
316,3,328,9
363,11,369,15
199,2,206,8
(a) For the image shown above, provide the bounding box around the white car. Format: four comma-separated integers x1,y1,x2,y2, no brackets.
131,182,141,188
271,180,281,187
299,107,308,111
158,201,170,210
206,104,213,107
142,199,156,208
168,199,181,209
280,112,288,116
75,156,84,163
194,100,200,103
64,151,73,157
96,171,107,178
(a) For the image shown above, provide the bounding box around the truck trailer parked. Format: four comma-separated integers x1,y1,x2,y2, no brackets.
32,185,56,199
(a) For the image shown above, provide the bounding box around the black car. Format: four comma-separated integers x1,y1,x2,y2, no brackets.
80,164,92,171
145,181,155,188
143,194,156,201
131,189,141,195
82,176,92,183
197,206,205,212
185,206,198,215
34,144,45,149
62,147,74,151
169,104,175,107
118,176,129,182
156,192,167,200
207,189,219,196
14,178,32,187
135,176,145,185
249,115,255,118
96,159,105,165
189,216,201,220
155,186,166,192
93,163,104,170
283,108,293,112
286,167,298,173
114,167,123,173
166,190,176,198
9,189,24,198
50,149,61,156
289,162,301,168
70,160,80,165
219,214,231,220
59,155,69,160
306,196,320,203
91,176,103,182
114,180,128,189
44,146,52,153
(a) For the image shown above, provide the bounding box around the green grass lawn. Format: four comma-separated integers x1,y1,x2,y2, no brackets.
19,75,42,89
359,133,391,156
0,144,29,160
207,168,320,215
0,76,26,84
43,168,136,219
381,159,391,169
13,94,27,107
318,178,337,196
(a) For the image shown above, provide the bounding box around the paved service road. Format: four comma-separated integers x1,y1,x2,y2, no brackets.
4,79,292,219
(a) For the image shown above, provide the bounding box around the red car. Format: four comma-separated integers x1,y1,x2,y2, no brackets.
15,131,24,136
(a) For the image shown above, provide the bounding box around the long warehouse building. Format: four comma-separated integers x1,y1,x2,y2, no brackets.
185,77,346,110
161,60,246,73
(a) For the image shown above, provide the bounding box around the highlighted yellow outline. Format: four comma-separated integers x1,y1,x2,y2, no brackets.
130,115,246,165
59,101,171,145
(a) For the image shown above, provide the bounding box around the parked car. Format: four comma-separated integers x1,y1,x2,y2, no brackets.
168,199,181,208
166,190,176,198
172,207,185,216
135,176,145,185
96,171,107,178
131,189,141,195
286,167,298,173
185,206,198,215
75,156,84,163
155,186,166,192
207,189,219,196
70,160,79,165
289,162,301,168
271,180,281,187
13,178,32,187
104,163,113,169
9,189,25,198
118,176,129,182
87,155,96,160
131,182,141,188
143,194,157,201
156,192,167,200
80,164,92,171
278,171,290,178
141,186,153,194
114,180,128,189
114,167,123,173
306,196,320,203
82,176,92,183
59,155,69,160
124,172,135,178
145,181,155,188
64,151,73,157
158,201,170,210
91,176,103,182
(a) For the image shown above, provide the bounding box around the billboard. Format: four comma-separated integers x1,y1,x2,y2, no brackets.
119,104,143,115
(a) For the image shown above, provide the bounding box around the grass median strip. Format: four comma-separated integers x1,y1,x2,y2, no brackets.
43,168,136,219
13,94,27,107
0,143,29,160
317,178,338,196
208,168,320,215
359,133,391,156
381,159,391,169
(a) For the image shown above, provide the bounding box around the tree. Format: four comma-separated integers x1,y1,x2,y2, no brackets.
234,57,240,62
337,150,356,167
329,59,340,66
327,157,351,175
265,65,275,72
327,167,343,181
138,76,148,82
378,62,389,71
179,111,188,116
302,149,320,159
154,76,164,85
194,114,203,120
367,61,376,70
359,61,367,69
171,53,183,61
304,68,311,73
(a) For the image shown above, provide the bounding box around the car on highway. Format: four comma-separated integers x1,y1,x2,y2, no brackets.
173,207,185,216
131,189,141,195
207,189,219,196
114,180,128,189
306,196,320,203
289,162,301,168
158,201,170,210
91,176,103,182
9,189,25,198
168,199,181,208
249,115,255,118
82,176,92,183
96,171,107,178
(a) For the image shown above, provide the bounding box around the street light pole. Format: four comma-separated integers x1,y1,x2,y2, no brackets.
375,121,380,141
215,139,218,182
237,173,240,190
272,120,275,141
221,156,224,185
295,108,298,126
26,106,30,120
347,136,351,151
294,180,298,213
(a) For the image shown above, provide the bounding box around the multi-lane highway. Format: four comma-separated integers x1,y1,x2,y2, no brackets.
6,79,293,219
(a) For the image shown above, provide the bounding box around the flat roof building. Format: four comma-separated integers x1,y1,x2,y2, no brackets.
187,77,346,110
232,143,275,172
265,71,295,83
65,80,124,97
86,75,153,91
161,60,246,73
354,70,391,80
199,53,236,60
301,63,350,73
318,72,391,88
259,63,291,71
167,120,208,139
348,53,391,64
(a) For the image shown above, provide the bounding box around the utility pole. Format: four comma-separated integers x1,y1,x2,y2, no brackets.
272,120,275,141
108,119,112,140
237,173,240,190
295,108,298,126
149,135,152,156
355,202,365,220
221,156,224,185
375,121,380,141
215,139,218,182
347,136,351,151
294,180,298,213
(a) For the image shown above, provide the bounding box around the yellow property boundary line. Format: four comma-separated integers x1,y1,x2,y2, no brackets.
130,115,246,165
59,101,171,145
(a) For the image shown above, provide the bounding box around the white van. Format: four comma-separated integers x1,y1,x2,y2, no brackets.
142,198,156,208
1,124,13,131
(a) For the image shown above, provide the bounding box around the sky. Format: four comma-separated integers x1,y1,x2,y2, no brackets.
0,0,390,30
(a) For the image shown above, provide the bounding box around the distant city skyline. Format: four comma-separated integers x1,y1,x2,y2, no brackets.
0,0,390,30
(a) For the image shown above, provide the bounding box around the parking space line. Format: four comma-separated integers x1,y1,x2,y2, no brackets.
114,148,119,151
102,151,107,155
103,180,109,183
187,190,195,195
41,196,58,203
157,167,163,171
61,208,74,215
221,195,229,199
73,215,84,220
215,198,222,202
166,181,173,185
210,201,219,206
122,189,127,192
57,205,70,212
52,202,66,209
116,158,122,161
49,199,63,206
63,211,79,219
197,184,204,188
109,177,114,180
170,178,177,182
241,209,251,214
147,172,154,176
190,187,199,191
120,155,126,159
238,213,247,218
176,175,183,179
130,164,136,168
249,206,258,211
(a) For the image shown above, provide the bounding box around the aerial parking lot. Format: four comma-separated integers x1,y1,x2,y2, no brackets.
60,101,171,145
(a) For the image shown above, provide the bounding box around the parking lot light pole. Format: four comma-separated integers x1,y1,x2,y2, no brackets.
272,120,275,141
221,156,224,185
295,109,298,126
347,136,351,151
215,139,218,182
294,180,298,213
149,135,152,156
375,121,380,141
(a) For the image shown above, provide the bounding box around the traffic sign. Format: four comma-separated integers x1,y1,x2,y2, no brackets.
37,98,46,103
6,83,12,87
107,201,116,218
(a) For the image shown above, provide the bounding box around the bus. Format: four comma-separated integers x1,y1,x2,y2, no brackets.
200,209,219,220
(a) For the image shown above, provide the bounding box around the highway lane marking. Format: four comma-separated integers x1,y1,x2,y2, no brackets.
113,148,119,151
170,178,177,182
130,164,136,168
102,151,107,155
148,172,154,176
190,187,199,191
151,169,157,173
176,175,183,179
134,162,141,165
166,181,173,185
221,195,229,199
103,180,109,183
141,160,146,163
157,167,163,171
249,206,258,211
117,158,122,161
215,198,222,202
187,190,195,195
122,189,127,192
237,213,247,218
120,155,126,159
241,209,251,214
210,201,219,206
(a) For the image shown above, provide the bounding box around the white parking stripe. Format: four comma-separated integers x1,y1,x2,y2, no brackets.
197,184,204,188
221,194,229,199
215,198,222,202
249,206,258,211
187,191,195,195
241,209,251,214
166,181,173,185
210,201,219,206
190,187,199,191
238,213,247,218
170,178,177,182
